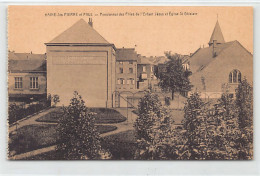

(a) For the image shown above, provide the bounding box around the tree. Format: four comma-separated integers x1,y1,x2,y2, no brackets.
134,90,175,160
56,91,109,160
181,92,204,159
157,52,192,100
235,79,253,159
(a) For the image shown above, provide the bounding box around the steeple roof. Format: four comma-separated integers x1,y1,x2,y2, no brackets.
208,20,225,45
47,19,110,44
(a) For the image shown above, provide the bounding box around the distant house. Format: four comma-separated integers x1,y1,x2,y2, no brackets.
8,52,47,103
45,18,116,107
137,56,156,89
187,20,253,99
115,48,138,91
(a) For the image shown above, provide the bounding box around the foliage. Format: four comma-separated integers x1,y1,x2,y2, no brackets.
56,91,110,160
52,94,60,107
134,90,175,160
180,83,253,160
8,102,48,124
235,79,253,159
157,52,192,99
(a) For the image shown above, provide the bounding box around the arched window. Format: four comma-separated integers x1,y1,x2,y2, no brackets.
229,69,241,83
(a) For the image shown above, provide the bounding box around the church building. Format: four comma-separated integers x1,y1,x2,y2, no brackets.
187,20,253,99
45,19,116,107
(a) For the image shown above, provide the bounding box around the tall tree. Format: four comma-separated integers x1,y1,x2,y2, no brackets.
157,52,192,100
235,79,253,159
134,90,175,160
56,91,106,160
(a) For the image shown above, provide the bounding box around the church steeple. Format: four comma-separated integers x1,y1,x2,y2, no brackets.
208,20,225,46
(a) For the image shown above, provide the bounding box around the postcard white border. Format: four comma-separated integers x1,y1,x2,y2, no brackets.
0,1,259,176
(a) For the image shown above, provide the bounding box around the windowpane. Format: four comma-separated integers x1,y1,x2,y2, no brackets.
238,72,242,83
229,73,232,83
233,70,237,83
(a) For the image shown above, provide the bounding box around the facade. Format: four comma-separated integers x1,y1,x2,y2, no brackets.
137,56,155,90
45,19,116,107
115,48,138,91
8,52,47,103
186,20,253,99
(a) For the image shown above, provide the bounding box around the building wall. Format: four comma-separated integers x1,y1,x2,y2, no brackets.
115,61,137,91
190,42,253,98
46,45,115,107
137,64,154,89
8,72,46,96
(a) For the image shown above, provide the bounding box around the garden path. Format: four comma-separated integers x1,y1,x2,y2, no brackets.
9,108,57,133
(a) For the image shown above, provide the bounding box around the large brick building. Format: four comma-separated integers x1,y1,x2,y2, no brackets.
187,20,253,99
45,19,116,107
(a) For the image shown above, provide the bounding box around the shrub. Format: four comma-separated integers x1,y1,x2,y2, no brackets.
134,90,174,160
56,91,110,160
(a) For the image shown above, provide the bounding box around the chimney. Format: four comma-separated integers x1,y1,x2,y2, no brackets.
88,18,93,27
212,40,217,57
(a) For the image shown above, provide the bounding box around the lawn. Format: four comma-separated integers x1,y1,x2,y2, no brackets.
9,124,117,156
101,130,137,160
22,130,136,160
36,107,126,124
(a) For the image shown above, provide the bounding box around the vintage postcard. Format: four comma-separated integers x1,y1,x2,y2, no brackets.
8,6,253,160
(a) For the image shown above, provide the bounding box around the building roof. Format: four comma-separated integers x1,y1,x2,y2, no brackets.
208,20,225,45
116,48,138,61
137,56,154,65
189,41,235,73
8,52,46,72
47,19,110,44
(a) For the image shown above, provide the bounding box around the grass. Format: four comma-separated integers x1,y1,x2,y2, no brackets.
102,130,137,160
36,107,126,124
9,124,117,156
22,130,137,160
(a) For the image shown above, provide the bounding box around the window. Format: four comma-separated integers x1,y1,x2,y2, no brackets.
129,68,133,73
229,69,242,83
119,67,123,74
15,77,22,89
30,77,39,89
143,66,146,72
122,79,126,85
130,78,135,85
119,78,124,84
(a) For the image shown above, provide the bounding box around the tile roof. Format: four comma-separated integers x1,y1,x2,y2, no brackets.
116,48,138,61
209,20,225,45
8,52,46,72
47,19,110,44
137,56,154,65
189,41,235,73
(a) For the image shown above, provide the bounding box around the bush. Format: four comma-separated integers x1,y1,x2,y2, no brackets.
134,90,174,160
56,91,110,160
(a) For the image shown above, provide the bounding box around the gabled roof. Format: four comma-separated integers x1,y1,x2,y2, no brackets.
8,52,46,72
47,19,110,44
208,20,225,45
189,41,235,73
116,48,138,61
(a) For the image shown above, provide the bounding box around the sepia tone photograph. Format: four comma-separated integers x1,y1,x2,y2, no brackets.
7,6,253,160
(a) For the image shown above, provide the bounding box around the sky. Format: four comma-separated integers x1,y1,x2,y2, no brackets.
8,6,253,57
